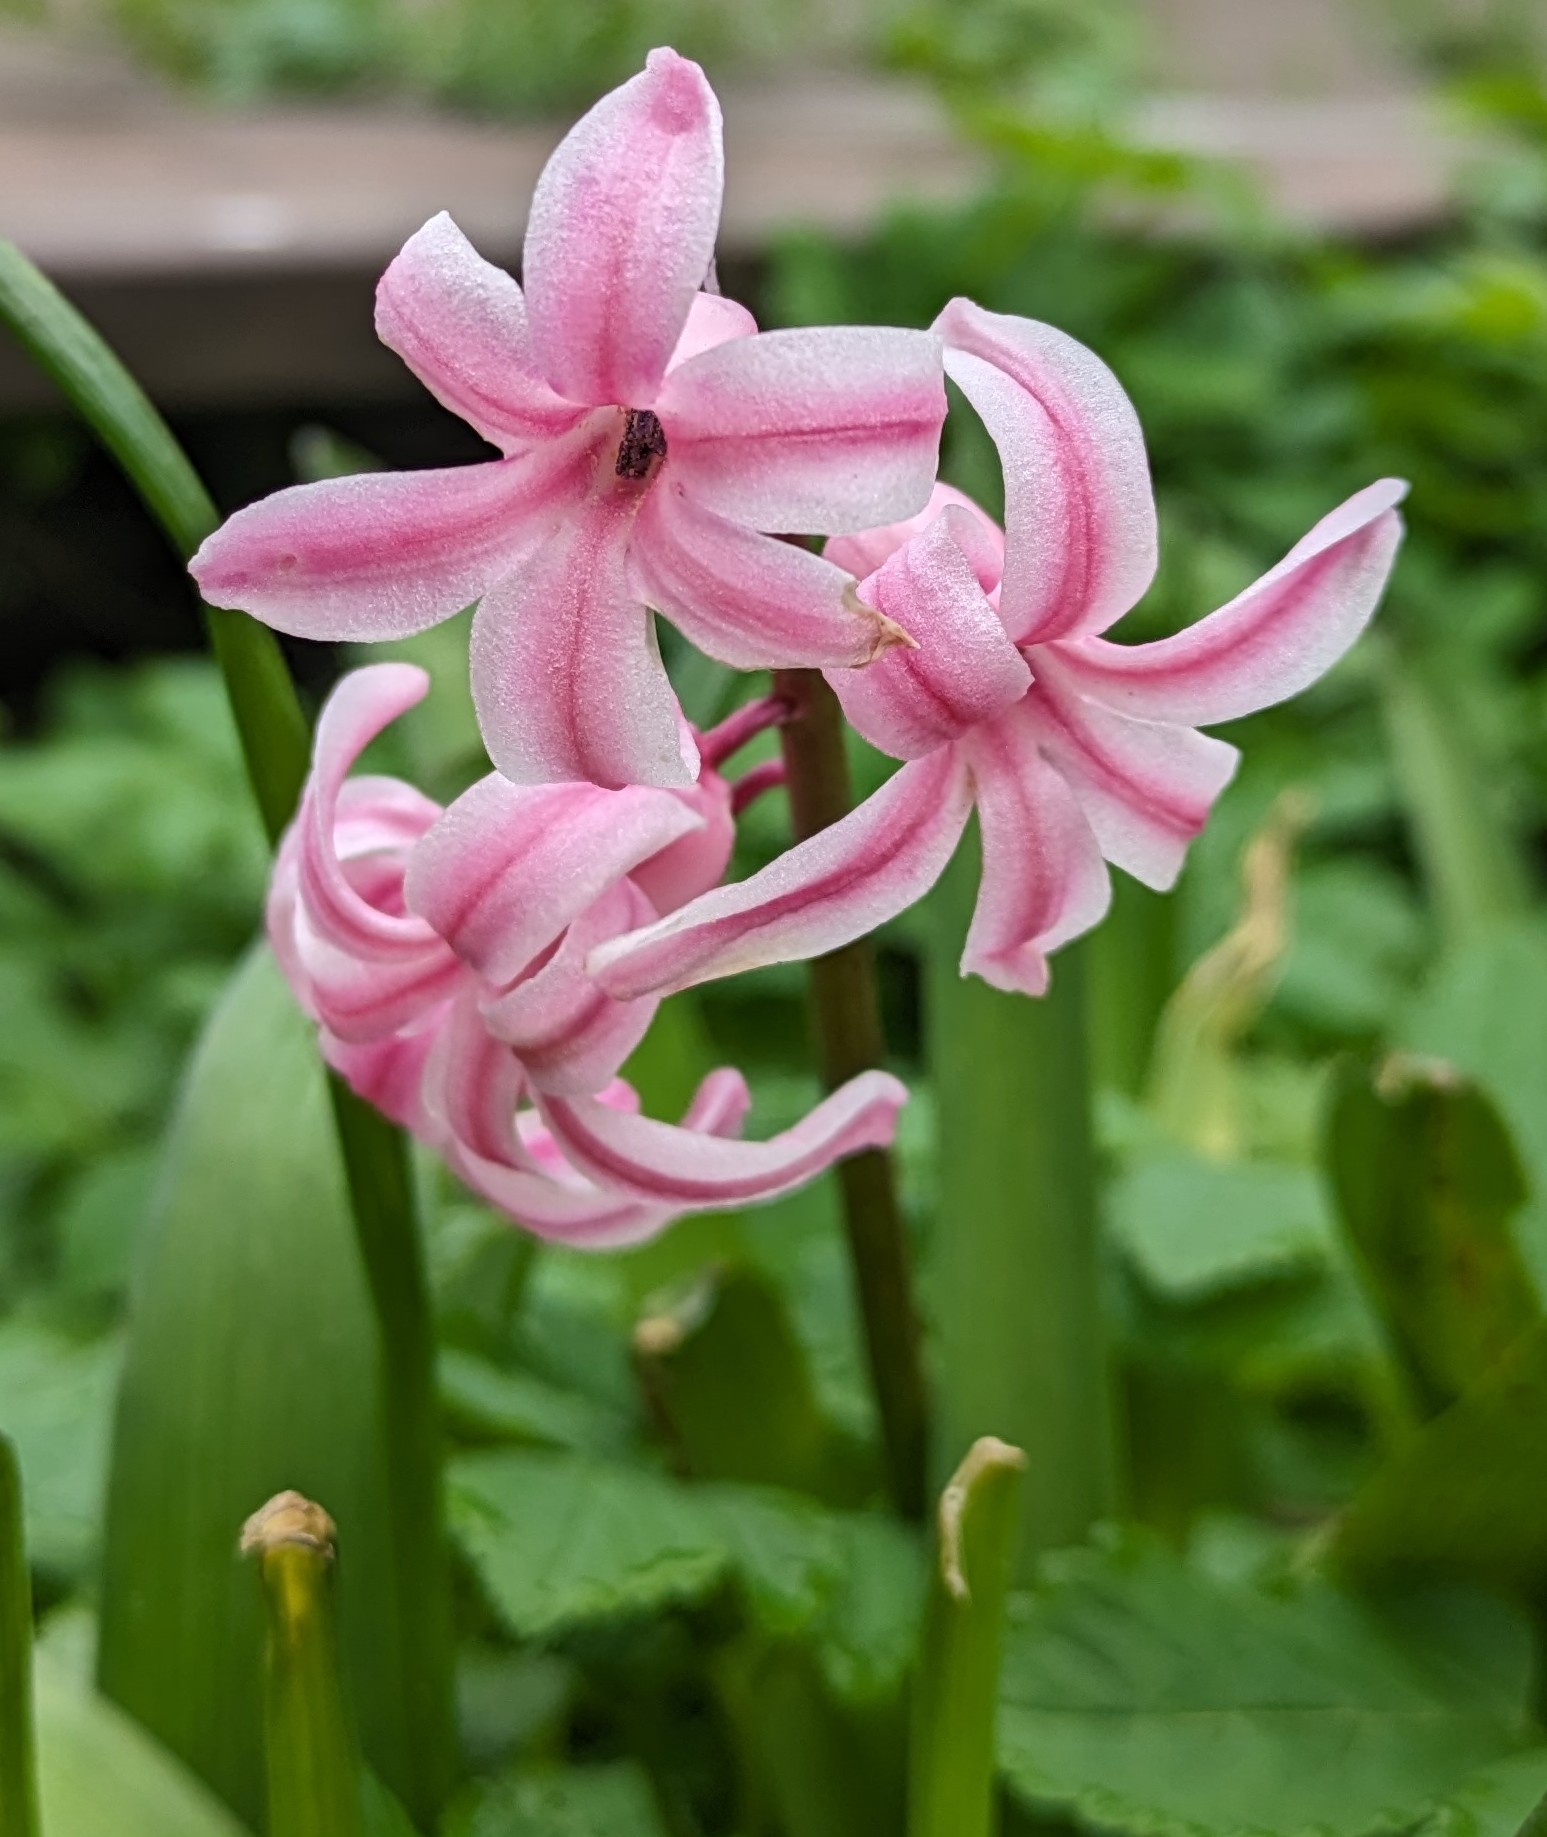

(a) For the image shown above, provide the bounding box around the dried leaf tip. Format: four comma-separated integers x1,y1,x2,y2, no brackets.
938,1436,1026,1603
844,584,919,660
240,1491,337,1562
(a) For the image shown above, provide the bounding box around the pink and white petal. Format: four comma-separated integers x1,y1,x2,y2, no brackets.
190,443,585,641
1024,654,1240,891
589,748,973,1001
407,772,702,987
824,482,1005,589
656,325,946,533
959,706,1112,996
470,492,697,788
667,290,758,372
522,48,724,406
1047,479,1407,727
827,508,1030,760
935,297,1157,647
538,1068,908,1208
374,212,583,451
420,989,527,1167
629,770,737,915
321,1022,440,1137
482,881,661,1097
632,486,896,669
289,918,463,1042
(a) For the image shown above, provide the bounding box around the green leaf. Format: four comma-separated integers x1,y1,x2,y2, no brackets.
1325,1057,1538,1415
36,1661,250,1837
438,1348,630,1454
998,1533,1535,1837
1417,1750,1547,1837
0,1321,120,1577
1110,1150,1336,1301
446,1762,668,1837
96,948,418,1828
1332,1319,1547,1592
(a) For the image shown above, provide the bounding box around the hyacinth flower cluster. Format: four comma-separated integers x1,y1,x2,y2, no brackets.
192,47,1406,1247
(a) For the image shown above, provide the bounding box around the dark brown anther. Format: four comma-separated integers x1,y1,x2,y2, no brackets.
616,408,668,480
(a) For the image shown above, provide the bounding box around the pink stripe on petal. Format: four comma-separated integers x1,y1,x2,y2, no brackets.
470,491,697,788
190,443,585,641
420,989,527,1167
1047,480,1407,727
1024,653,1239,891
588,749,973,1001
522,49,724,406
632,487,895,669
657,325,946,533
936,298,1157,647
375,213,584,451
827,507,1030,761
322,1023,440,1137
824,482,1004,588
482,881,661,1097
628,771,737,915
667,290,758,372
538,1069,908,1208
959,705,1112,996
407,772,702,986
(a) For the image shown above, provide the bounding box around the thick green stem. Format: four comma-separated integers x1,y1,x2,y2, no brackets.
909,1438,1026,1837
928,828,1118,1570
773,669,929,1520
0,241,453,1820
243,1493,368,1837
0,1434,40,1837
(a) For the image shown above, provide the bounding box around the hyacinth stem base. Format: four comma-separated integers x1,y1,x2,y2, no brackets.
773,667,929,1520
0,1434,40,1837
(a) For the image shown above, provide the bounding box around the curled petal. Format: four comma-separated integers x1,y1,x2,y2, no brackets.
936,297,1157,647
668,290,758,371
321,1023,440,1136
825,481,1004,588
629,770,737,915
375,213,583,451
190,443,585,642
522,48,724,406
1025,653,1239,891
421,989,527,1168
632,486,897,669
406,772,702,987
959,706,1112,996
589,749,973,1001
656,325,947,532
1046,480,1408,726
827,507,1030,760
470,492,697,788
482,881,661,1097
538,1069,908,1208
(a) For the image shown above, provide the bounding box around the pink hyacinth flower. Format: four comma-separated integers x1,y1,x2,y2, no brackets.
190,49,947,791
272,663,906,1244
590,299,1406,1002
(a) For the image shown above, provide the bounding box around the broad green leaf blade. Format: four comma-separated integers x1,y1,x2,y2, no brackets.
97,948,416,1828
1332,1321,1547,1592
447,1762,668,1837
0,1322,119,1579
1326,1058,1537,1415
999,1533,1535,1837
1417,1750,1547,1837
36,1662,250,1837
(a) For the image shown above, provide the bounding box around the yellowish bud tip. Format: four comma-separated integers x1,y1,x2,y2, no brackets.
938,1436,1026,1603
240,1490,337,1562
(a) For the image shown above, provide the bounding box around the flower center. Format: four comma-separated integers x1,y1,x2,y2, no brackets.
615,408,668,481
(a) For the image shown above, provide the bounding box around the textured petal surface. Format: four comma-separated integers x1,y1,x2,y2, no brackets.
628,769,737,915
828,507,1030,760
421,989,528,1167
589,748,973,1000
522,48,724,406
322,1024,440,1136
1024,653,1239,891
407,771,702,988
632,486,895,669
375,212,582,451
470,491,697,788
959,705,1113,995
657,325,946,532
936,297,1157,647
667,290,757,371
1047,480,1407,726
481,880,661,1096
190,445,584,641
824,482,1004,589
539,1069,908,1207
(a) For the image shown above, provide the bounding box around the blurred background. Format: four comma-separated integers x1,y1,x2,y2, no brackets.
7,0,1547,1714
